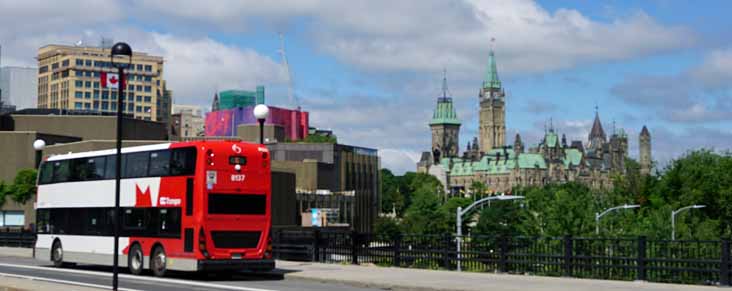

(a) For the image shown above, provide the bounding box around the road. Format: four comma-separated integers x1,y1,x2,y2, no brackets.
0,256,380,291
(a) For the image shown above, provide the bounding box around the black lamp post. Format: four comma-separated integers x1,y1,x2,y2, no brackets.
110,42,131,291
253,104,270,144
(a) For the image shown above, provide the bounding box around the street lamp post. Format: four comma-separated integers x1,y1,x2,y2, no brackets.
253,104,269,144
33,139,46,167
671,205,706,240
595,204,640,235
110,42,132,291
456,194,524,272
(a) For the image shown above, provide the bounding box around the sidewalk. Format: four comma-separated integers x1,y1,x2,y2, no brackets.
276,260,718,291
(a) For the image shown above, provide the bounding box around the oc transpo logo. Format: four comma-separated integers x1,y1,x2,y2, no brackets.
232,144,242,154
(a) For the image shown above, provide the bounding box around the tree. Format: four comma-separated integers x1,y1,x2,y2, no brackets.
302,133,337,144
402,182,447,234
9,169,37,204
475,199,523,238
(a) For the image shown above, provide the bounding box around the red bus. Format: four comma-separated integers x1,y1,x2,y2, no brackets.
34,140,273,276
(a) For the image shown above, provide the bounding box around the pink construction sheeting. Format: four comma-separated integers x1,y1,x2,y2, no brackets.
205,106,309,141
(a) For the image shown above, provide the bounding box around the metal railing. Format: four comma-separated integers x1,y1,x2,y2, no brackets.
0,231,36,248
272,228,732,286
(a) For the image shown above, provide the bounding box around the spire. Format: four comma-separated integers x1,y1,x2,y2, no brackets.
640,125,650,137
442,68,449,99
211,91,220,112
430,70,460,126
483,38,501,90
589,109,606,141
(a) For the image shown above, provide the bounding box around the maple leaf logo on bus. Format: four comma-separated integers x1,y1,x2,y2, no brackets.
135,184,152,207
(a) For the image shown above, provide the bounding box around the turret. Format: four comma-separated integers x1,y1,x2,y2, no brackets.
430,69,461,162
478,44,506,152
640,126,652,175
514,133,524,155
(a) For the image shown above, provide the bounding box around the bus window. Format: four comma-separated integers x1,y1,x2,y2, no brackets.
158,208,181,237
149,150,171,176
171,147,196,176
123,208,146,230
104,156,117,179
124,152,149,178
39,162,53,184
52,160,70,183
73,156,106,181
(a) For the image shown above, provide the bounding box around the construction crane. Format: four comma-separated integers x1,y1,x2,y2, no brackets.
278,33,299,109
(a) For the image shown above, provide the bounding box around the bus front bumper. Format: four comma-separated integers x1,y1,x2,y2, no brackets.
197,259,275,272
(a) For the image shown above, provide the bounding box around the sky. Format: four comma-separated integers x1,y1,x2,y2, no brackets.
1,0,731,174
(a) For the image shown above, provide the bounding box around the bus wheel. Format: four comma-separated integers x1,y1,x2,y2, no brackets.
128,244,144,275
51,240,64,267
150,246,167,277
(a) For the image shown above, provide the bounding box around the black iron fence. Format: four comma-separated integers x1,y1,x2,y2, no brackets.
0,231,36,248
272,228,731,286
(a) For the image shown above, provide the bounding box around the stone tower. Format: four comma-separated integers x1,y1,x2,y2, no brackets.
588,109,607,153
639,126,652,175
478,48,506,152
430,70,461,163
514,133,524,155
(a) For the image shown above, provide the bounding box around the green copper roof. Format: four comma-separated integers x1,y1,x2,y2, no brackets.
544,131,559,148
563,148,583,169
518,154,547,169
430,98,461,125
484,51,502,89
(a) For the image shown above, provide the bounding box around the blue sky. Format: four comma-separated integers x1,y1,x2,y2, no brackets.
1,0,731,174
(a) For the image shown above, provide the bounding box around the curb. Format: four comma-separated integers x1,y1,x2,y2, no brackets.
282,272,470,291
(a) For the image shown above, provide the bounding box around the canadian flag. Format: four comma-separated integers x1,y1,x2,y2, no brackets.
100,72,122,89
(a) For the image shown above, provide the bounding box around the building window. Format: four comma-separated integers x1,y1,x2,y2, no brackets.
85,81,91,88
144,65,152,72
85,71,92,77
93,91,100,99
75,81,83,87
75,92,83,98
102,91,109,99
62,60,70,67
75,70,83,77
111,103,117,110
143,106,151,113
136,106,142,112
135,96,142,102
52,63,59,69
0,211,25,227
94,72,100,77
102,102,109,110
39,66,48,73
75,102,83,109
85,60,92,66
136,85,142,91
128,93,134,99
144,96,151,103
137,64,143,71
84,103,91,109
144,86,151,92
128,84,134,91
144,76,152,82
76,59,84,66
85,92,91,99
93,82,100,88
128,104,134,111
111,92,117,100
93,102,99,109
61,71,69,78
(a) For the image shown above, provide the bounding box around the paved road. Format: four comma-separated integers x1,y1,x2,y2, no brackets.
0,256,380,291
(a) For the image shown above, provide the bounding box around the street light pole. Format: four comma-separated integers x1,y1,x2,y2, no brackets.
456,194,524,272
671,205,706,240
110,42,132,291
595,204,640,235
253,104,269,144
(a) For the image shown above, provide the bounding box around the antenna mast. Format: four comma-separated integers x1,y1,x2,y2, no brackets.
278,33,298,109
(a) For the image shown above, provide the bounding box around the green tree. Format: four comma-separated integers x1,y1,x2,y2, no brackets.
440,196,472,234
302,133,337,144
373,217,402,240
9,169,37,204
475,200,523,238
402,183,446,234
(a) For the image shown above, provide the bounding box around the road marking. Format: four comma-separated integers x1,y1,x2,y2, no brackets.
0,272,143,291
0,263,278,291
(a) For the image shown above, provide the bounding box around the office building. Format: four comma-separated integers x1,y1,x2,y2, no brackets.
36,44,166,121
0,66,37,109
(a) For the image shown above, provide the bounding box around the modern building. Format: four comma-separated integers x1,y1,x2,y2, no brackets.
205,105,309,141
211,86,265,111
170,104,205,140
418,47,652,193
267,143,380,233
36,44,167,121
0,66,37,109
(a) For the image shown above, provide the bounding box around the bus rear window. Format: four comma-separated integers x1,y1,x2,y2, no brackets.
208,194,265,215
229,156,247,165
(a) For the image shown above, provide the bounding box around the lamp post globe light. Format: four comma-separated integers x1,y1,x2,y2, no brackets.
253,104,269,144
110,42,131,291
672,205,706,240
33,139,46,168
595,204,640,235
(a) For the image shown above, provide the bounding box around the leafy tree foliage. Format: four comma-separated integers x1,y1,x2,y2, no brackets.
0,169,38,207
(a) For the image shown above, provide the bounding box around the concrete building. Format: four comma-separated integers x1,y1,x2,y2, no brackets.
0,66,37,109
418,47,652,194
36,44,167,121
0,110,168,228
170,104,205,140
267,143,380,232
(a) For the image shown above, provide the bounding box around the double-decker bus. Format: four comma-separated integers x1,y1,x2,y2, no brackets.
34,140,273,277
